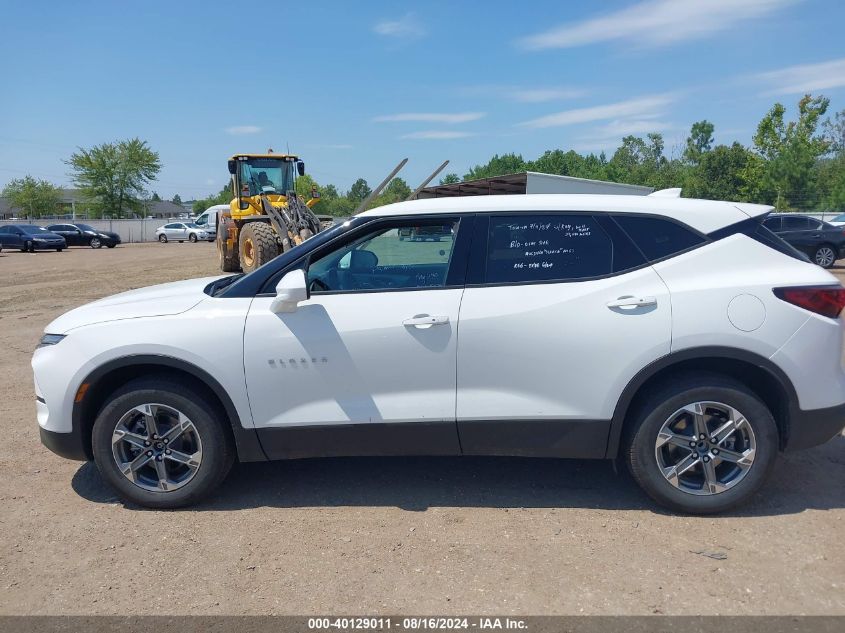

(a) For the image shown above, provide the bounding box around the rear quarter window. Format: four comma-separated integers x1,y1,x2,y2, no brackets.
613,215,706,261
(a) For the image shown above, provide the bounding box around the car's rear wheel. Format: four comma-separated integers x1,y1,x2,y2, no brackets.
158,234,167,243
91,377,235,508
90,237,102,249
625,373,778,514
813,244,837,268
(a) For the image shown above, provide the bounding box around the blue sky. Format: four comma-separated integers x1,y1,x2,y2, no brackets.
1,0,844,199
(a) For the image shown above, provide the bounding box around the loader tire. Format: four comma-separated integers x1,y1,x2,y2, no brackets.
217,226,240,273
239,222,279,273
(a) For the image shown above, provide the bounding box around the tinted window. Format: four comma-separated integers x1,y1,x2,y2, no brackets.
308,220,458,292
613,216,705,261
164,223,179,229
76,224,96,232
0,226,9,234
762,216,781,231
807,218,824,230
486,215,612,283
20,225,47,234
781,216,809,231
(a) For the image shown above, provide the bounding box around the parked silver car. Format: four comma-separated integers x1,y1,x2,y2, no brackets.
155,222,210,243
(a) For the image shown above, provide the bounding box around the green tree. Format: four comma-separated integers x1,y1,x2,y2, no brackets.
67,138,161,217
1,175,63,218
348,178,371,203
150,192,161,201
684,120,715,164
753,95,830,209
440,173,460,184
686,142,756,201
192,183,232,214
171,193,182,205
464,153,527,180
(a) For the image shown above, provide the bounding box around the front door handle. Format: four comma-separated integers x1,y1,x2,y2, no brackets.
403,315,449,328
606,296,657,309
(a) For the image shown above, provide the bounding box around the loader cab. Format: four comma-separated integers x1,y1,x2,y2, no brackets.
228,155,303,201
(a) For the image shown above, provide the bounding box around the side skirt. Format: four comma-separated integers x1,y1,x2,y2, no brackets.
256,419,611,460
458,419,610,458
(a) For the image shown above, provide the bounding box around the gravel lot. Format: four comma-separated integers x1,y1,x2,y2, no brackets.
0,242,843,615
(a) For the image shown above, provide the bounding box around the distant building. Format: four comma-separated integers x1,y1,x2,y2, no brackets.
0,189,186,219
418,171,653,198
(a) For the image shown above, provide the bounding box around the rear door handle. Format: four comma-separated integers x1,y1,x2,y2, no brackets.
606,296,657,309
403,315,449,328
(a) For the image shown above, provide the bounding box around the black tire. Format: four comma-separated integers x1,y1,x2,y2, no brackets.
56,248,63,252
813,244,837,268
625,372,778,514
158,234,167,243
22,240,32,252
91,376,235,509
189,233,198,243
106,243,117,248
90,237,102,249
178,240,184,243
238,222,279,273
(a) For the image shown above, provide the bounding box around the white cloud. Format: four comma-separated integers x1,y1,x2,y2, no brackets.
399,131,476,140
592,118,675,137
374,112,485,124
517,0,797,50
225,125,262,135
754,57,845,95
461,84,586,103
517,94,675,128
373,14,426,39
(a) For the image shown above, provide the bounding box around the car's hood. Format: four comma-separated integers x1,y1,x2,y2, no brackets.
30,232,64,240
45,276,226,334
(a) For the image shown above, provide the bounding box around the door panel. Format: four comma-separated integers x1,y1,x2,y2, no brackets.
456,266,671,456
243,289,464,456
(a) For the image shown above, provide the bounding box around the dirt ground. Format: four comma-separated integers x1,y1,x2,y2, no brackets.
0,242,843,615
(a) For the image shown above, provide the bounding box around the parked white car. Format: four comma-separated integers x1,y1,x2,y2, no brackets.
155,222,210,243
33,194,845,512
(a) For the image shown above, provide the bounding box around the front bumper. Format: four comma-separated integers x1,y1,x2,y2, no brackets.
32,241,65,250
786,402,845,451
39,426,88,461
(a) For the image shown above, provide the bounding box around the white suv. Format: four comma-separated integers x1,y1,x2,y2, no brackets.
33,194,845,513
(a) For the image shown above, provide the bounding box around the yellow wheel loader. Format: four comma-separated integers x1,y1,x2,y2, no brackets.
216,153,450,273
216,152,325,273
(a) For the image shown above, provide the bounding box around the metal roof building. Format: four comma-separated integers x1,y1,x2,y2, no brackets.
417,171,653,198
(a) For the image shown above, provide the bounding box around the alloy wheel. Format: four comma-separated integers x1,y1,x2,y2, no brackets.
815,247,835,267
654,401,756,495
90,238,101,248
111,403,203,492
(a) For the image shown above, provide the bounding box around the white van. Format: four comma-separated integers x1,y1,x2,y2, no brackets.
194,205,228,240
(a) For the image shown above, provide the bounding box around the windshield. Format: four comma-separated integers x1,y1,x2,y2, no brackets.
832,214,845,222
239,158,296,196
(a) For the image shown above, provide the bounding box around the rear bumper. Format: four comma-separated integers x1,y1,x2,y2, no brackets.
39,426,88,461
786,402,845,451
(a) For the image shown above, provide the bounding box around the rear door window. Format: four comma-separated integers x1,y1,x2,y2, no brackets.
780,216,809,231
485,215,612,283
613,215,706,261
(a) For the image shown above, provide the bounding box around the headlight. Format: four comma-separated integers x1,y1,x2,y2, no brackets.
98,233,109,238
38,333,66,348
32,237,46,241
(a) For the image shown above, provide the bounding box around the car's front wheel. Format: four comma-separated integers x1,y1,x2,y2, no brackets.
189,233,198,243
813,244,837,268
91,377,235,508
625,373,778,514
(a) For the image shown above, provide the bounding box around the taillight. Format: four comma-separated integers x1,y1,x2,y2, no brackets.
773,285,845,318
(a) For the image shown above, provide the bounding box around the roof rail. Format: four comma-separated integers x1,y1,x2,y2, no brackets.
648,188,682,198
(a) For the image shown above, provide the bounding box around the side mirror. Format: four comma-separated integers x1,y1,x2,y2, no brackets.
270,269,309,313
297,160,305,176
227,160,237,175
